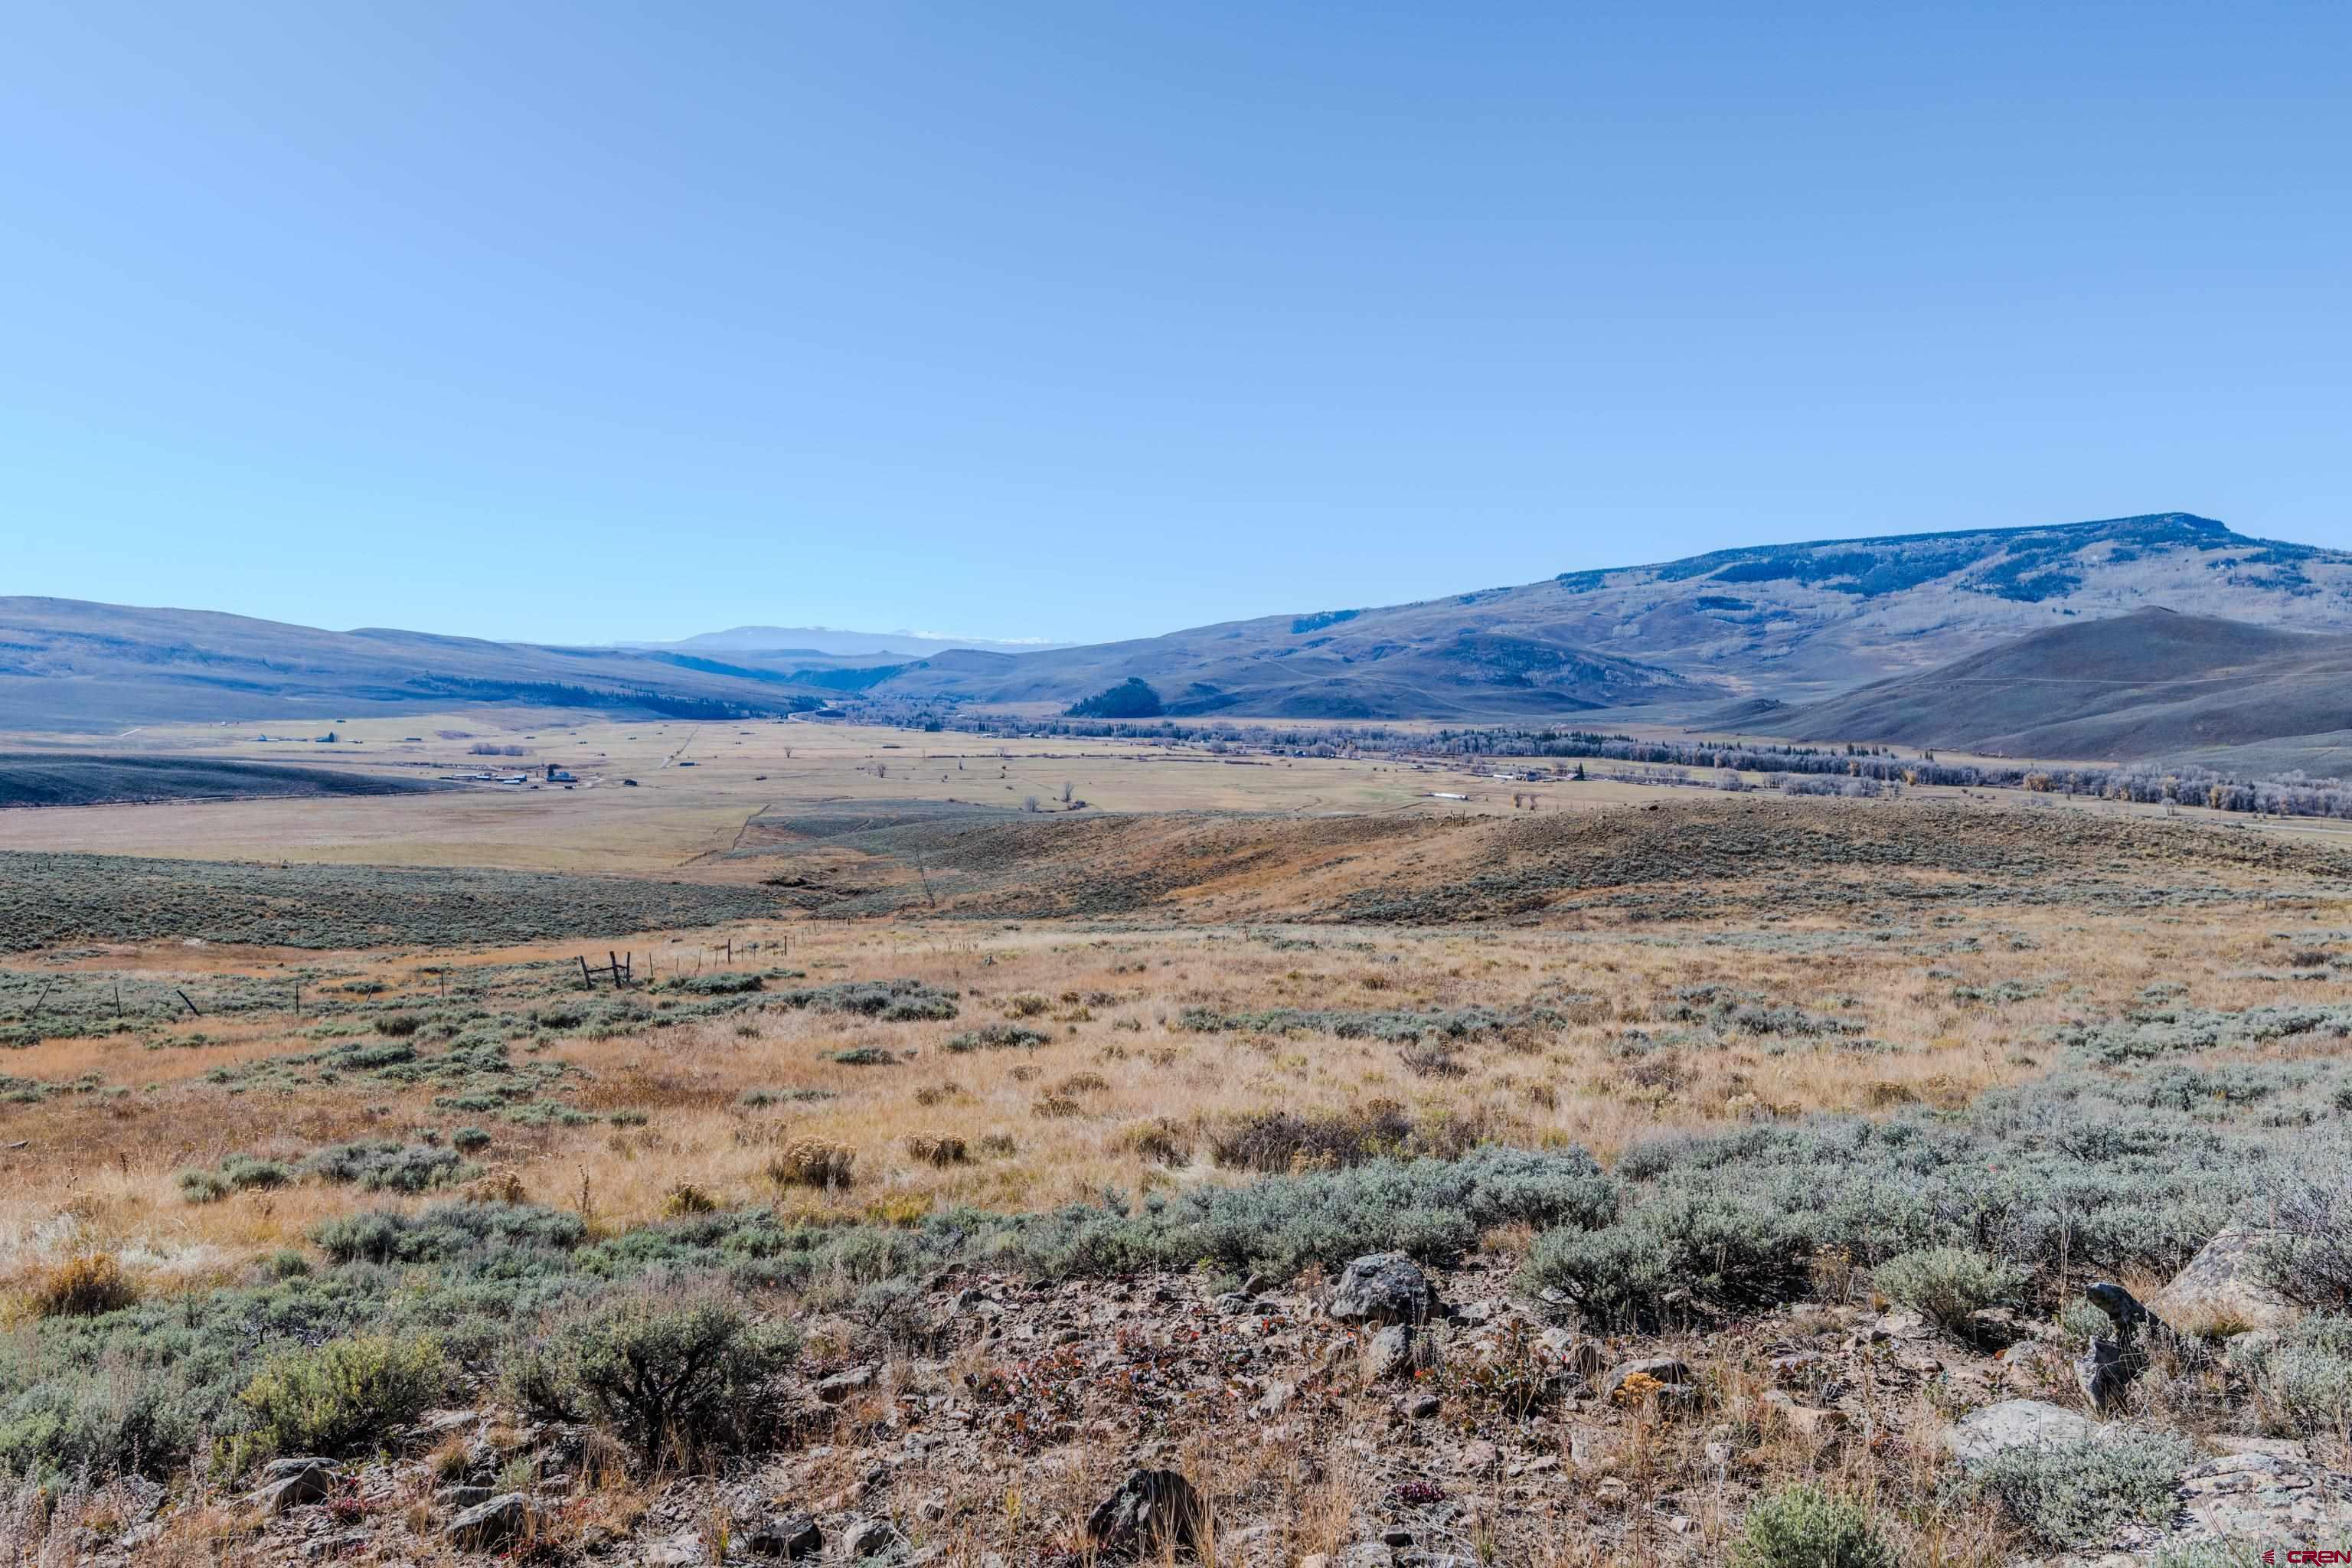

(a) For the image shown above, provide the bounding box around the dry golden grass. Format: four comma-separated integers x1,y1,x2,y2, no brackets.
0,874,2337,1303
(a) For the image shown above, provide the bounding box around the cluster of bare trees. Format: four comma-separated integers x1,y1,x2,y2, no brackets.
846,704,2352,823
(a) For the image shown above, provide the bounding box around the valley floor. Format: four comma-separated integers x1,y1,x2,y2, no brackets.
0,753,2346,1564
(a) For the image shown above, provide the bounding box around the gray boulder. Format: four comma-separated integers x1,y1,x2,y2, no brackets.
1328,1253,1437,1326
1943,1399,2101,1465
445,1492,531,1550
841,1517,906,1562
249,1458,337,1515
2148,1226,2298,1333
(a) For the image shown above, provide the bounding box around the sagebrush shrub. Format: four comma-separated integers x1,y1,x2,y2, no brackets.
1521,1191,1812,1328
1873,1247,2022,1327
1966,1431,2198,1545
2236,1313,2352,1441
305,1141,473,1193
229,1334,447,1472
508,1294,797,1471
1731,1485,1896,1568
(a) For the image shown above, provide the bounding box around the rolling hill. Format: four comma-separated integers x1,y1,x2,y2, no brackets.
1753,607,2352,767
0,753,452,808
864,513,2352,719
0,598,839,731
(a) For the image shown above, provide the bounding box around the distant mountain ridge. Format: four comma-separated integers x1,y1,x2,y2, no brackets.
6,511,2347,736
0,597,838,730
860,512,2352,718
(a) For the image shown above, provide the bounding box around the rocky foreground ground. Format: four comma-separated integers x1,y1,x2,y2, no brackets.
69,1232,2350,1568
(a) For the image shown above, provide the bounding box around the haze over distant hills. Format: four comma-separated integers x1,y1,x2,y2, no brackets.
628,626,1073,658
861,512,2352,719
5,513,2350,746
0,597,839,730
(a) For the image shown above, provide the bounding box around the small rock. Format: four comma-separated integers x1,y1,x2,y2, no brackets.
1364,1324,1415,1381
444,1493,531,1550
818,1365,879,1403
1873,1309,1930,1339
1329,1253,1438,1325
841,1517,905,1561
746,1515,822,1560
1085,1468,1203,1559
250,1459,337,1514
1762,1390,1849,1437
1597,1357,1694,1403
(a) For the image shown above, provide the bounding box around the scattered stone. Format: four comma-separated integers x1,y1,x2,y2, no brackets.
444,1492,531,1550
1762,1390,1849,1437
841,1517,905,1561
818,1365,879,1403
746,1515,822,1560
2154,1449,2352,1557
1084,1468,1203,1560
249,1458,338,1514
1596,1357,1694,1403
1364,1324,1415,1381
1328,1254,1437,1326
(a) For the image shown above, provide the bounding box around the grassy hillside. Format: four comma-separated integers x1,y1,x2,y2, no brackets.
1760,607,2352,762
866,512,2352,717
0,598,835,731
0,753,451,808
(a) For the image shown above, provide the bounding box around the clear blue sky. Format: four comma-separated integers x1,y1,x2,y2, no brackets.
4,2,2347,645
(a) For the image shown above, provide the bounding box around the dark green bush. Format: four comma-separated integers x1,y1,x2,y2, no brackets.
508,1293,798,1471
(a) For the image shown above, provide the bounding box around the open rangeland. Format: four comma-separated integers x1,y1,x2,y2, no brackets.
0,760,2349,1565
